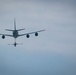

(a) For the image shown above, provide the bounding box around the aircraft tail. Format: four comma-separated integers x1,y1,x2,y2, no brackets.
14,18,16,30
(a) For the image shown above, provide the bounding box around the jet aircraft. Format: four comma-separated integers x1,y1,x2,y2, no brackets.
8,40,23,47
0,18,45,46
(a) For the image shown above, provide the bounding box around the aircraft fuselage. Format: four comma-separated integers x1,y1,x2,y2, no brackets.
13,30,18,38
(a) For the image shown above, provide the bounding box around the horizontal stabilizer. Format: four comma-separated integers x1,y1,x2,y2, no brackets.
17,28,25,31
5,29,14,31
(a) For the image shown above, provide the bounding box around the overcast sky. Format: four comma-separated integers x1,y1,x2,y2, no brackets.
0,0,76,75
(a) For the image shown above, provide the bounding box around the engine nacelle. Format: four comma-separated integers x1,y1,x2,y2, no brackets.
2,35,5,39
26,34,30,38
35,32,38,36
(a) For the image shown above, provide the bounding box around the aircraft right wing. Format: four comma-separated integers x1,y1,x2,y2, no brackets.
18,29,45,36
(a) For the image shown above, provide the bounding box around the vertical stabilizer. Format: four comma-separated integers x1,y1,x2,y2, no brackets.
14,18,16,30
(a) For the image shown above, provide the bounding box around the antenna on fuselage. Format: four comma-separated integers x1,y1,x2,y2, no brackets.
14,18,16,30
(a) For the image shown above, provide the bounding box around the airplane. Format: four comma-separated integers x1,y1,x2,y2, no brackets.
8,40,23,47
0,18,45,46
8,42,22,47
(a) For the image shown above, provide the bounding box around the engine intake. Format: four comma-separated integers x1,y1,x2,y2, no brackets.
35,32,38,36
26,34,30,38
2,35,5,39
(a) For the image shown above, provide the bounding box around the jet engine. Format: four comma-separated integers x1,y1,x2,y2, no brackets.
2,35,5,39
26,34,30,38
35,32,38,36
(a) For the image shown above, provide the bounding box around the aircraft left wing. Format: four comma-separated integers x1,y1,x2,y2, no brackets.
0,34,13,37
18,29,45,36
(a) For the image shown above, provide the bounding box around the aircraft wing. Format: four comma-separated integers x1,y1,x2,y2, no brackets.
0,34,13,37
18,29,45,36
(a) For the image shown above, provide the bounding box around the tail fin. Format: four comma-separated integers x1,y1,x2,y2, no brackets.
14,18,16,30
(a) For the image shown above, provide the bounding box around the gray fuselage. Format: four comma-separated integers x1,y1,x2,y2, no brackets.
13,30,18,38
